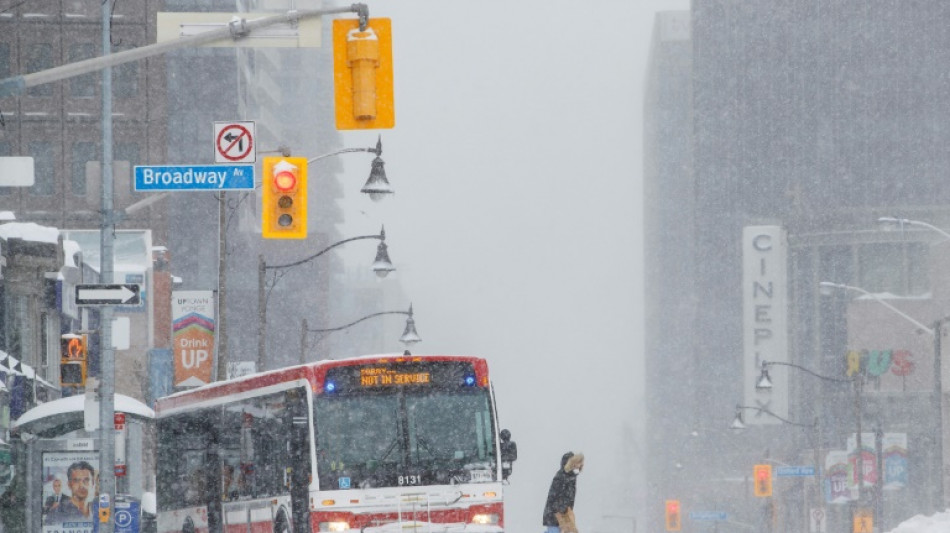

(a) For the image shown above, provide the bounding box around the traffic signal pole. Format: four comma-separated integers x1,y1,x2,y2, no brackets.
0,5,373,532
0,4,370,97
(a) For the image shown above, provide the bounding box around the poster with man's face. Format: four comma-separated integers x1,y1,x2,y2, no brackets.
41,452,99,533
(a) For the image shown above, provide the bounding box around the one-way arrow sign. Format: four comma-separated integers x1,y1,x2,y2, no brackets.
76,284,141,306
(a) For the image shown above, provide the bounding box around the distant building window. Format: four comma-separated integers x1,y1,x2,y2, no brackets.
71,141,97,196
114,45,138,98
0,43,11,79
69,43,97,98
25,43,53,97
0,141,11,196
29,141,55,196
116,142,140,194
858,242,929,296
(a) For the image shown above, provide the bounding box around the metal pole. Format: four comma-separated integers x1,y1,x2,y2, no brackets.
98,2,116,532
257,255,266,372
0,5,367,97
935,320,945,512
216,193,228,381
300,319,308,364
854,377,864,510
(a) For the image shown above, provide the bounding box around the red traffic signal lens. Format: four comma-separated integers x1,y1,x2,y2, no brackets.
667,502,678,512
274,170,297,192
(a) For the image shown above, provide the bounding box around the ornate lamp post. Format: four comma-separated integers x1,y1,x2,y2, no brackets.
258,227,394,371
299,304,421,363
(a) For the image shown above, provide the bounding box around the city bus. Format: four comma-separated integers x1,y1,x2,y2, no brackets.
154,354,518,533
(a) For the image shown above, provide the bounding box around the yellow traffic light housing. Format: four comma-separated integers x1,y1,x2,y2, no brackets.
262,156,307,239
665,500,681,531
754,464,773,497
60,334,88,388
333,18,394,130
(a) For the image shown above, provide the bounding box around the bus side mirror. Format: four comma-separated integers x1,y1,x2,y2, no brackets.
499,429,517,479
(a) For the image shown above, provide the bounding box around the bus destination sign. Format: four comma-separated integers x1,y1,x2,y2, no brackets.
360,367,430,387
324,360,478,393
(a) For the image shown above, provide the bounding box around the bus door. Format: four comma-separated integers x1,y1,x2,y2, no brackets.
286,389,312,533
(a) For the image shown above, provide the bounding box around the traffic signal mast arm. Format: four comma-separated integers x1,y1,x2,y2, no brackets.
0,4,370,97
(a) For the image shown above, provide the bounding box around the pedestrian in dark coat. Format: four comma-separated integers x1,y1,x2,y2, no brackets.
542,451,585,533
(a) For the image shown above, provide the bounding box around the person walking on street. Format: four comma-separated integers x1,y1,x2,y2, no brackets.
542,451,585,533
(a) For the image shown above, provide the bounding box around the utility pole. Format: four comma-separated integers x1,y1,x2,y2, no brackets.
98,1,116,530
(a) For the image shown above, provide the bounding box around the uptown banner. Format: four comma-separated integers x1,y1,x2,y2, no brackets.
172,291,216,387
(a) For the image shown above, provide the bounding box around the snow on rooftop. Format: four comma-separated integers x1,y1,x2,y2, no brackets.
0,221,59,244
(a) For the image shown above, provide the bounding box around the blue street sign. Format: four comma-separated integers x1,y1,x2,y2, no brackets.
134,164,255,191
776,465,816,477
689,511,727,521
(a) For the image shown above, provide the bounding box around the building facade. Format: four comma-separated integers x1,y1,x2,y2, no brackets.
645,3,950,532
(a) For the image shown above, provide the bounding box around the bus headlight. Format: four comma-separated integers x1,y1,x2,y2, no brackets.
471,513,500,525
319,521,350,532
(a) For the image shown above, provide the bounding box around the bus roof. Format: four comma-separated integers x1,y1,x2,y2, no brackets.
154,354,489,417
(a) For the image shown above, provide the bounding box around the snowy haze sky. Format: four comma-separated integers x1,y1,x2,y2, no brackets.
331,1,688,531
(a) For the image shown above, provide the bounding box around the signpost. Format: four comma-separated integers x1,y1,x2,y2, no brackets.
133,164,255,191
76,284,141,306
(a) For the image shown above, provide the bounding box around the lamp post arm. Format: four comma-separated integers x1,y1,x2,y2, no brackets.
764,360,854,384
307,310,409,333
308,146,379,164
880,216,950,241
266,233,383,270
821,281,935,336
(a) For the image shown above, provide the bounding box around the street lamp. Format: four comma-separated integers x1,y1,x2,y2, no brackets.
818,281,933,335
218,138,394,381
257,227,394,371
874,216,950,511
308,136,394,201
298,304,421,363
821,277,948,515
877,216,950,240
732,405,823,531
755,359,868,509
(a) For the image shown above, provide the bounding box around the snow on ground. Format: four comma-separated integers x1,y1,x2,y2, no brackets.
887,509,950,533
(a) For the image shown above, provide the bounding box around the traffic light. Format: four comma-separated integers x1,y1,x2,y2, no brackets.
332,18,395,130
60,334,87,388
665,500,681,531
754,464,772,497
261,156,307,239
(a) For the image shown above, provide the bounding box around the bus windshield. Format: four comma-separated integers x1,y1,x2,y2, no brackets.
314,388,497,490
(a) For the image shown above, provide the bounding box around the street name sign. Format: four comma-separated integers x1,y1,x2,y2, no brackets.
776,465,816,477
76,284,141,306
689,511,727,521
134,164,254,191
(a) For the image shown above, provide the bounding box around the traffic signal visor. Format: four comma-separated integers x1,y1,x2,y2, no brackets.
665,500,681,532
754,464,773,497
262,156,307,239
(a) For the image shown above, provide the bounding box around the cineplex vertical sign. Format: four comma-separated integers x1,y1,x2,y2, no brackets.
743,226,789,423
172,291,216,387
